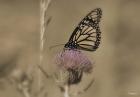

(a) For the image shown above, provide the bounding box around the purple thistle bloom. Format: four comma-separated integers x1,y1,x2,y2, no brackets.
55,49,94,84
55,49,93,73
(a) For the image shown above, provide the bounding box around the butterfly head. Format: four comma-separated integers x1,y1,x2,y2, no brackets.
64,41,78,49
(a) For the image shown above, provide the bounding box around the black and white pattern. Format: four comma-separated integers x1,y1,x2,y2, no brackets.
65,8,102,51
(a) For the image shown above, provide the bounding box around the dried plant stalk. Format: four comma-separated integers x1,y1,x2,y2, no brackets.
39,0,51,93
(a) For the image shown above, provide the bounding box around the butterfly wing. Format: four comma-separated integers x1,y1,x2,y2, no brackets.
65,8,102,51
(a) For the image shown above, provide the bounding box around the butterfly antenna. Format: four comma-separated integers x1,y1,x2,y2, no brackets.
49,44,65,50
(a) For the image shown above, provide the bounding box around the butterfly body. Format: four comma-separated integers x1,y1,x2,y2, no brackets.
64,8,102,51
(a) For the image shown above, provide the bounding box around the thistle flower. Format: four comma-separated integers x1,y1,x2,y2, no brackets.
55,49,94,85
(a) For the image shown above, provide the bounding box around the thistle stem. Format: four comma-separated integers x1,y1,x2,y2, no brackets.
64,85,70,97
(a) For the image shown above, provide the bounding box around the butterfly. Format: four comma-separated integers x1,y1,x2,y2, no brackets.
64,8,102,51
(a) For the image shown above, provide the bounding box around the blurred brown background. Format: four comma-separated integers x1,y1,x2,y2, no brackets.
0,0,140,97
